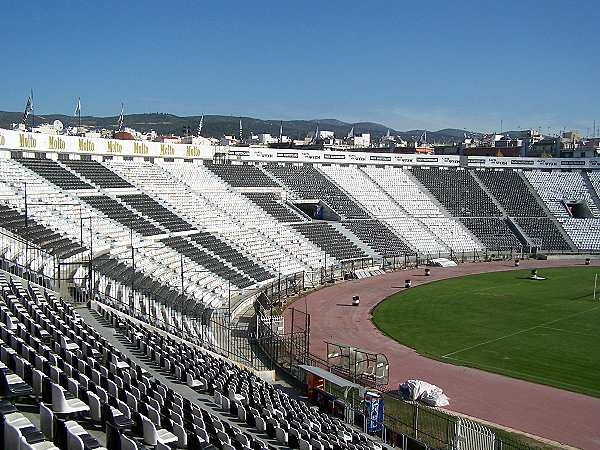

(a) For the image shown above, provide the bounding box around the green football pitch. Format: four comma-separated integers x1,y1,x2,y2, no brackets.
372,266,600,397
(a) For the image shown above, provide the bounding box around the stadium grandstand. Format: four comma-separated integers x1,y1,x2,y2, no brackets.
1,129,600,450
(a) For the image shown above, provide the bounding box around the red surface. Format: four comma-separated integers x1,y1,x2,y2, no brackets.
286,259,600,449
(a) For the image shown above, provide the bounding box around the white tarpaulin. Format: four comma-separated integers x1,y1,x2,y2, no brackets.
399,379,450,407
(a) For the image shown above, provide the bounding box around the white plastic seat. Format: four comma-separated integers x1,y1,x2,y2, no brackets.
51,383,90,414
120,434,139,450
39,403,54,440
140,414,177,446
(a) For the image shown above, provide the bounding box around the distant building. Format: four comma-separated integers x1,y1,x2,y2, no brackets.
561,138,600,158
518,129,544,156
350,133,370,147
529,138,560,157
31,123,61,135
494,135,522,149
220,135,239,146
156,135,181,144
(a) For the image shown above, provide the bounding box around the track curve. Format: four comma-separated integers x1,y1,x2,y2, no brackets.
285,258,600,450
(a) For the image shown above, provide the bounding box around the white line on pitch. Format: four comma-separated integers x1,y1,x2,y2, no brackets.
441,304,600,358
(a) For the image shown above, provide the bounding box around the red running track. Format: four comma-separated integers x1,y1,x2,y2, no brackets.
285,259,600,449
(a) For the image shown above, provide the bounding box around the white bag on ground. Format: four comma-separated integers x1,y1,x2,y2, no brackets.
399,379,449,406
420,390,450,407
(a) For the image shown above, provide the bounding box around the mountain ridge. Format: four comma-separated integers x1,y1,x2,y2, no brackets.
0,111,480,143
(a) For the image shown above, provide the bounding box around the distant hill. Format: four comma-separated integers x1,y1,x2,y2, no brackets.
0,111,479,143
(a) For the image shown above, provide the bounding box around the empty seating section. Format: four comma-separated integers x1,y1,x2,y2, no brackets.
475,170,571,250
524,170,600,250
62,160,133,188
421,218,483,253
221,228,306,275
243,192,304,222
119,193,195,233
524,170,600,218
81,195,163,236
108,160,237,232
410,167,527,248
361,166,482,252
263,164,369,218
0,204,86,259
291,223,367,261
588,171,600,197
189,232,274,283
514,218,572,250
110,161,311,275
411,167,501,217
342,220,411,256
161,162,325,271
206,161,280,187
162,235,253,288
89,246,224,310
2,271,384,450
475,170,546,217
362,166,445,217
0,159,233,309
559,219,600,250
16,158,94,190
0,159,132,247
93,255,190,304
320,165,445,254
460,218,523,250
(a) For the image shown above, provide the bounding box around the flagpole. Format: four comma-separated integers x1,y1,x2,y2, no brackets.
31,89,35,129
78,97,81,128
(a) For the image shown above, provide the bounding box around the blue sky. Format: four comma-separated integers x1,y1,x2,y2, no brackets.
1,0,598,133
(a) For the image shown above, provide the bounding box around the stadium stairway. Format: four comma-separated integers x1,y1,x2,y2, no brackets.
328,222,380,261
469,169,510,218
505,217,535,250
517,171,577,251
470,170,534,249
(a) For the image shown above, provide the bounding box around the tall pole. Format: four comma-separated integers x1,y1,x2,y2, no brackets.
79,205,83,248
180,254,185,299
78,97,82,128
88,218,93,303
31,89,34,129
228,277,231,358
24,182,29,258
130,226,134,309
